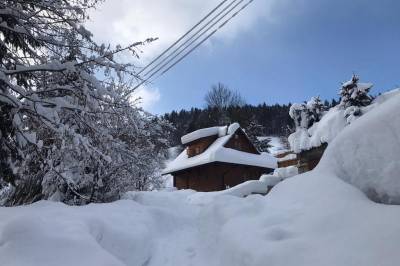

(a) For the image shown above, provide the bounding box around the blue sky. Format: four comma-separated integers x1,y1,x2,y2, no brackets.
88,0,400,114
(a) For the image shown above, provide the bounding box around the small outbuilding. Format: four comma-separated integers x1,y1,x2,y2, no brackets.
162,123,277,192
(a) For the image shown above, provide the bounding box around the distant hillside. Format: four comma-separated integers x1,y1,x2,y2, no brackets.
163,103,295,147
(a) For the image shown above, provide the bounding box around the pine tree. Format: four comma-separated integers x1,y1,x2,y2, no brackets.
339,75,373,108
307,96,325,124
245,120,270,152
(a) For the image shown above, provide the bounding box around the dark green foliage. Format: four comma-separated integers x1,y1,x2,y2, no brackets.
163,103,295,147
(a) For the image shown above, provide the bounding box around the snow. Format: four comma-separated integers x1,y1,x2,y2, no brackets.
257,136,288,155
3,169,400,266
289,89,400,153
180,123,240,145
164,124,277,174
2,92,400,265
185,179,273,204
318,88,400,204
227,122,240,135
288,105,349,153
272,166,298,179
181,126,227,145
277,153,296,162
258,166,299,188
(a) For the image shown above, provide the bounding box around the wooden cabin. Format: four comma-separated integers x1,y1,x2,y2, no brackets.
162,123,277,192
275,143,328,174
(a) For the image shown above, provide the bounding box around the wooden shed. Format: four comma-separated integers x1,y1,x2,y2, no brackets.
162,123,277,192
297,143,327,173
273,143,327,174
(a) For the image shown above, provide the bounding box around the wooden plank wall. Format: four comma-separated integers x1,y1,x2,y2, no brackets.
173,163,272,191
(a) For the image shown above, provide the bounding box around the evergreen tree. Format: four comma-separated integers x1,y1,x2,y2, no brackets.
245,120,270,152
307,96,325,124
339,75,373,108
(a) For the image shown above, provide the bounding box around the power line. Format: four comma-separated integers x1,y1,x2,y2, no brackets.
158,0,254,80
146,0,253,85
137,0,230,75
127,0,254,95
141,0,240,78
140,0,246,84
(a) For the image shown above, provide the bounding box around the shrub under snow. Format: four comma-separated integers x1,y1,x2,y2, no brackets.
289,75,374,153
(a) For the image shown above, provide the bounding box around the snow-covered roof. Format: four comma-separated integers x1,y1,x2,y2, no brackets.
181,123,240,145
163,123,277,174
278,153,297,162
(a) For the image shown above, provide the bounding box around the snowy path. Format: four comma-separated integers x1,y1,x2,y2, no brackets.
131,192,220,266
2,175,400,266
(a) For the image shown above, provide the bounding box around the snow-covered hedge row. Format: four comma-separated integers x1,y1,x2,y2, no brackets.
289,75,375,153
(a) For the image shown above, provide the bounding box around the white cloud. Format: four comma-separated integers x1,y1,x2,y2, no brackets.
85,1,282,111
131,86,161,110
86,0,277,61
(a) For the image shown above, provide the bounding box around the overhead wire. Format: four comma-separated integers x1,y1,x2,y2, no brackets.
137,0,230,75
127,0,255,95
148,0,254,85
141,0,240,78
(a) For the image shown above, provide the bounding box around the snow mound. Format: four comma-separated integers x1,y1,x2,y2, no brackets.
272,166,298,179
318,89,400,204
227,122,240,135
258,166,299,188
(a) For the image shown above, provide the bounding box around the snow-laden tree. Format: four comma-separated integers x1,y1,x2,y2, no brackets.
339,75,373,108
339,75,373,123
289,96,326,130
289,103,309,129
0,0,168,205
245,120,270,152
306,96,325,124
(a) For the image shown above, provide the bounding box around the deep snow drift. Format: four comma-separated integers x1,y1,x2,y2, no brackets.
1,90,400,266
319,89,400,204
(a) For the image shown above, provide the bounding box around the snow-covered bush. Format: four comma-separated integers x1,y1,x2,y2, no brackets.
319,89,400,204
307,96,325,123
289,96,325,130
289,103,309,129
0,0,168,205
289,75,373,153
339,74,373,108
339,74,373,123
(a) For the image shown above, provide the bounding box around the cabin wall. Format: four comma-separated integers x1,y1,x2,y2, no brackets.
173,163,272,191
224,130,258,154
